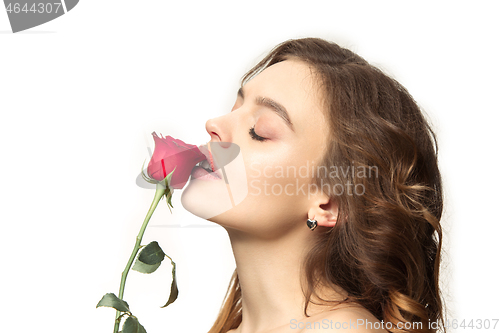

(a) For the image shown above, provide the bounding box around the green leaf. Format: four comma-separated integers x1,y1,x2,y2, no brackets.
96,293,130,313
163,167,175,190
132,259,161,274
138,241,165,265
161,261,178,308
165,190,173,211
123,316,147,333
156,167,176,191
140,160,157,185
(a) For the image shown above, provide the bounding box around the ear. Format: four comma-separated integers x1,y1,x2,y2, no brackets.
307,192,338,228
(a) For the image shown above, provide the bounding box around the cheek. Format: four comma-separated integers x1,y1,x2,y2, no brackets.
205,151,317,236
246,152,314,205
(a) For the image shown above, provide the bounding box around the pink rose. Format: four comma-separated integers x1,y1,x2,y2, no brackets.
147,132,206,189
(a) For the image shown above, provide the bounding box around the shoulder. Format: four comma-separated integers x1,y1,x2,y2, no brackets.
297,306,388,332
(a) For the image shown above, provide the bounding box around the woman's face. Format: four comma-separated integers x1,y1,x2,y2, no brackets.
181,59,330,238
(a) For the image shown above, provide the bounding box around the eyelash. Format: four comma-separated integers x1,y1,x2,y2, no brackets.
249,126,268,142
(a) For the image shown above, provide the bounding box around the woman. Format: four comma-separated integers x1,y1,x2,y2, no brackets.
181,38,445,333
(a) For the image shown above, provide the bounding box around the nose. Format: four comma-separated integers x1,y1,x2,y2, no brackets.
205,117,221,142
205,115,232,147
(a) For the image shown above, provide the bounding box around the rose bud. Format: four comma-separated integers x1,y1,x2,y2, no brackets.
147,132,206,189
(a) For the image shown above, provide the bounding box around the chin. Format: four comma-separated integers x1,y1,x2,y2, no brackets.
180,177,241,220
181,150,249,220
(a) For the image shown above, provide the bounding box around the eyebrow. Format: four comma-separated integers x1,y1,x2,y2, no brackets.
238,87,295,132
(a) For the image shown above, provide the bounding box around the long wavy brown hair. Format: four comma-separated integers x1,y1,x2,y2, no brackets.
208,38,446,333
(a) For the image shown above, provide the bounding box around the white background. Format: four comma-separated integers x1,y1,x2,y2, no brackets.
1,1,499,332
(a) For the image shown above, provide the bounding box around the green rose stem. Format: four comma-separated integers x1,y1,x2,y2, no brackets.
113,182,170,333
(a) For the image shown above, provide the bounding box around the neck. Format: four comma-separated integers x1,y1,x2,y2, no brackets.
225,226,334,333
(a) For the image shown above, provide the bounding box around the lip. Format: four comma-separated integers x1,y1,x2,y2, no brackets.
191,165,222,181
198,143,223,179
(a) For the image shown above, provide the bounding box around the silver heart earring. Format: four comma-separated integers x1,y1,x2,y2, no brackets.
307,218,317,231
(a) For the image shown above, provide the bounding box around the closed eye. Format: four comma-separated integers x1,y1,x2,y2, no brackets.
249,126,267,142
